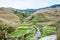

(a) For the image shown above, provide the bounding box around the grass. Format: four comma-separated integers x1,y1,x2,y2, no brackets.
40,25,56,38
0,9,21,25
8,22,36,40
0,7,60,40
8,23,36,38
31,14,50,23
23,28,36,40
9,29,27,37
8,29,36,40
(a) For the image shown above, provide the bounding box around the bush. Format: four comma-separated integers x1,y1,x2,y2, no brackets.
0,36,3,40
0,22,7,31
6,27,16,33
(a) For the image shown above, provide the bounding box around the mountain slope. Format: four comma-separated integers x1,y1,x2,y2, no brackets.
26,7,60,25
0,8,21,26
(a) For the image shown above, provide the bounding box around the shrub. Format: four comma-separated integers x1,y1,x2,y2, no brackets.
6,27,16,33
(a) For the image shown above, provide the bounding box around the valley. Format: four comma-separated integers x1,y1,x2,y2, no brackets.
0,4,60,40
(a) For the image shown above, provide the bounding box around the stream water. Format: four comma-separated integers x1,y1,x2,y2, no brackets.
39,35,56,40
30,25,57,40
31,25,41,40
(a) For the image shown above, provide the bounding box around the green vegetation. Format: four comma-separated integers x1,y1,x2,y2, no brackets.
41,26,56,37
34,24,56,38
0,21,16,40
7,22,36,40
28,14,50,23
0,7,59,40
14,9,36,19
9,30,27,37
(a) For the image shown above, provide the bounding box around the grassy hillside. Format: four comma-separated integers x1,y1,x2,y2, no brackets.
26,7,60,25
0,8,21,26
0,5,60,40
0,8,37,40
24,7,60,40
13,9,36,19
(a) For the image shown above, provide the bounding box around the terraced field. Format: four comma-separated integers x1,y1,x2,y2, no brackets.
7,22,36,40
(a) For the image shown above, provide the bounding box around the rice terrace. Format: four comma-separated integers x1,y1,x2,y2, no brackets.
0,0,60,40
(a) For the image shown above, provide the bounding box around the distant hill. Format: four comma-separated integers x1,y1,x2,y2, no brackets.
35,4,60,10
25,4,60,25
0,4,60,26
14,9,36,18
49,4,60,8
11,4,60,19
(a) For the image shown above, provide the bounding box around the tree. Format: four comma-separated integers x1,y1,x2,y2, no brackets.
6,26,15,33
0,22,16,40
0,22,7,40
